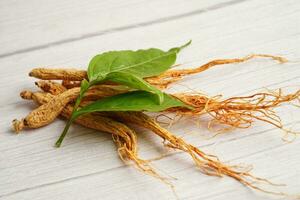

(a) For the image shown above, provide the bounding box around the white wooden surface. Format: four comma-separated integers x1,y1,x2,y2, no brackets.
1,0,300,199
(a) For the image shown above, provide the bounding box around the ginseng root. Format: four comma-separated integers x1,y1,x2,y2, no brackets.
62,80,81,89
12,53,297,198
35,80,67,94
101,111,288,196
35,80,300,135
172,90,300,134
29,68,87,81
37,80,127,100
16,90,169,185
29,54,287,89
15,87,289,195
29,68,176,89
12,87,80,132
12,81,132,132
150,54,286,79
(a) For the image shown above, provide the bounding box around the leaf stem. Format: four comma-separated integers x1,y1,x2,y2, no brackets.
55,95,82,147
55,116,75,147
55,82,89,147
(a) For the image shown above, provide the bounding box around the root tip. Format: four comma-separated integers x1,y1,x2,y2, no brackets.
12,119,24,133
20,91,33,100
279,57,288,63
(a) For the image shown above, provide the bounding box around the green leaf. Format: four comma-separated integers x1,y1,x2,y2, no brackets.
56,41,192,147
73,91,191,118
55,78,90,147
87,41,191,81
106,71,164,104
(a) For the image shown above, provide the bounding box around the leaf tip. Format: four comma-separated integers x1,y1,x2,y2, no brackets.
170,40,192,53
180,40,192,50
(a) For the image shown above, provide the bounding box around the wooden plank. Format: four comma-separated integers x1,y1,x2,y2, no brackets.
2,127,300,199
0,0,300,199
0,0,234,57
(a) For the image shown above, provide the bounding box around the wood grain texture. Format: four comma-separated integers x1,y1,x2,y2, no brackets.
0,0,234,57
0,0,299,199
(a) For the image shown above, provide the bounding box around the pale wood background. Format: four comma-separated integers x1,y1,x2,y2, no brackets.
1,0,300,199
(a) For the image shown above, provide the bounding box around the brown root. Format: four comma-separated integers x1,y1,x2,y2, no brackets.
146,77,183,89
34,80,300,136
29,68,87,81
172,89,300,134
13,82,122,132
14,83,127,131
29,54,286,90
101,111,289,196
151,54,287,79
36,80,128,101
18,90,169,185
146,54,287,89
13,53,297,198
12,119,24,133
35,80,67,95
12,87,80,132
62,80,81,89
63,106,168,184
13,87,297,197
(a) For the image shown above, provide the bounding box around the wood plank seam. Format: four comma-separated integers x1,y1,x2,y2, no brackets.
0,0,248,59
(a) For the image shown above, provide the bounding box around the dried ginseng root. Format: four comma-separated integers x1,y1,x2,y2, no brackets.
101,111,290,196
62,80,81,89
148,54,287,80
12,36,300,199
29,54,287,89
29,68,172,89
29,68,87,81
35,80,67,95
172,90,300,135
16,85,290,196
12,81,131,132
12,87,80,132
17,90,171,185
36,80,127,100
27,82,286,194
35,80,300,137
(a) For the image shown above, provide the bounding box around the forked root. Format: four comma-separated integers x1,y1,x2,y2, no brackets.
12,53,299,198
146,54,287,88
12,87,80,132
154,54,287,79
12,82,129,132
23,81,294,195
172,89,300,135
34,80,300,137
15,90,171,185
101,111,291,196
